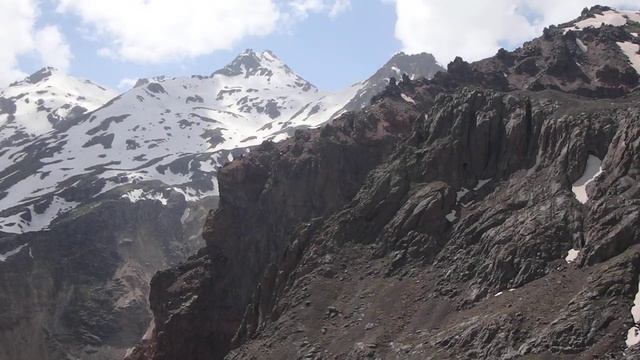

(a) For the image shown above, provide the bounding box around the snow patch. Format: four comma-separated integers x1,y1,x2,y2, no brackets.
180,208,191,224
456,188,470,202
122,189,168,205
563,10,640,33
626,278,640,347
572,155,603,204
628,327,640,347
0,244,28,262
140,321,155,341
576,38,588,53
455,180,490,207
494,291,503,297
172,186,218,202
617,42,640,75
30,197,79,231
565,249,580,263
270,133,289,143
401,93,416,105
632,281,640,323
0,196,79,234
0,70,116,140
445,210,457,222
474,179,491,191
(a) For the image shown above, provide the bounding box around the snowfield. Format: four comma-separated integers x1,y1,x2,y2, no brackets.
0,50,437,234
572,155,603,204
618,42,640,75
563,9,640,33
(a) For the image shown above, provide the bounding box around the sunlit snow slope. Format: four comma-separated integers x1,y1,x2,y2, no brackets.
0,50,443,234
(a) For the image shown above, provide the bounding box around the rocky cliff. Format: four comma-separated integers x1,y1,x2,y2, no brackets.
129,6,640,359
0,190,216,360
0,48,444,360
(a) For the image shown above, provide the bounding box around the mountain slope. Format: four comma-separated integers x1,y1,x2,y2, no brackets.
341,52,443,112
0,50,443,360
126,6,640,360
0,67,116,148
0,50,442,235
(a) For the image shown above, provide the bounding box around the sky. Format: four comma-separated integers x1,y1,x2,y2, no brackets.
1,0,639,92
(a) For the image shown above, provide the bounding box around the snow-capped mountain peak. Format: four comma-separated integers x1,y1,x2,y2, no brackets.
341,51,444,112
0,68,116,147
212,49,316,92
7,67,114,101
0,49,443,234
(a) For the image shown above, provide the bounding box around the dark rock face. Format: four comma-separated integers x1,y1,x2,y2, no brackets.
218,91,640,360
130,7,640,360
146,83,167,95
128,87,421,360
0,97,16,115
0,192,217,360
428,23,639,97
26,67,55,84
341,52,445,112
83,132,116,149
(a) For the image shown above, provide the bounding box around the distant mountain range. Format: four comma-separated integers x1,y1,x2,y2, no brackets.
0,49,443,235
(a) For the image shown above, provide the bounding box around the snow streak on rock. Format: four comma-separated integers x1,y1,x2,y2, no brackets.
572,155,603,204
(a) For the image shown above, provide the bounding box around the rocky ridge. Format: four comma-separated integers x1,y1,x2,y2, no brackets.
0,51,443,359
128,6,640,360
0,50,442,235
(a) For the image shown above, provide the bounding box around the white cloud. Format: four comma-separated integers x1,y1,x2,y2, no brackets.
289,0,352,19
0,0,35,86
329,0,352,18
0,0,72,87
55,0,281,63
390,0,640,66
290,0,326,15
35,26,73,72
97,47,116,59
117,77,138,90
55,0,352,63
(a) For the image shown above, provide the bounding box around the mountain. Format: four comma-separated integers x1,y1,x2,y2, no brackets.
123,6,640,360
0,49,442,235
0,50,443,360
0,67,116,147
341,52,443,112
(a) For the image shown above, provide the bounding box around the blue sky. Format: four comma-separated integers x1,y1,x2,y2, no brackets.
16,0,401,91
2,0,639,92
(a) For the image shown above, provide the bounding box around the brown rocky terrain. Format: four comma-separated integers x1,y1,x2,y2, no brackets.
128,6,640,360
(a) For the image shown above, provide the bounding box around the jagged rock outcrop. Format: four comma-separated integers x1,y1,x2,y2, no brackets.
341,52,444,112
0,47,448,360
127,83,423,360
129,6,640,360
215,87,639,359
